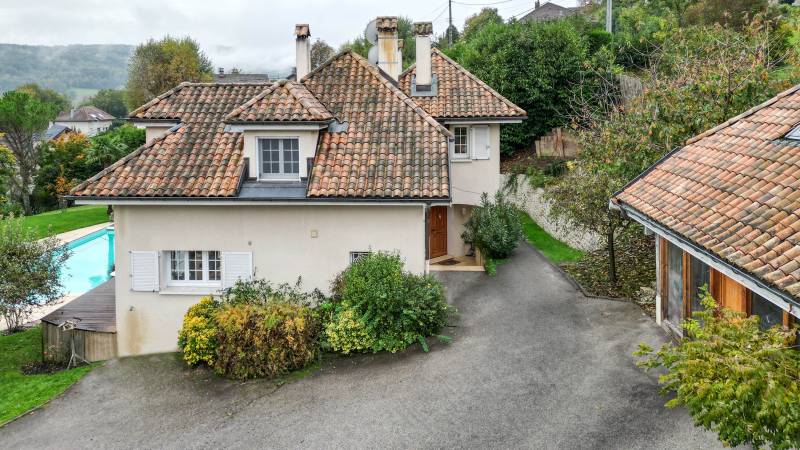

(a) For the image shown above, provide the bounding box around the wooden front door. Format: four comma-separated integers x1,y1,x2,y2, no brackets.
428,206,448,259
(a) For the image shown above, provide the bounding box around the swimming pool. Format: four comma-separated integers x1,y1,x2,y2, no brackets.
60,227,115,296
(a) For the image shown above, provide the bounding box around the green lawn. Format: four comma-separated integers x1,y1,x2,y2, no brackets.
13,206,109,239
519,212,584,263
0,327,94,425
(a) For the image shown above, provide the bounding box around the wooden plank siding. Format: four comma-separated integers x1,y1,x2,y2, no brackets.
43,322,117,362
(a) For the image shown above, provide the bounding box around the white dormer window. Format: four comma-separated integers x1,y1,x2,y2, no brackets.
787,124,800,141
259,138,300,179
452,126,469,159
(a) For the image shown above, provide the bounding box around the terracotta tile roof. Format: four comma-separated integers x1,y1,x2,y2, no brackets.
614,84,800,300
224,80,333,123
398,48,526,119
72,83,267,197
302,50,450,198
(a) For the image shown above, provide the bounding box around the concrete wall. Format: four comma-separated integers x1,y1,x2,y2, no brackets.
449,123,501,206
242,129,319,180
113,203,426,356
503,174,602,252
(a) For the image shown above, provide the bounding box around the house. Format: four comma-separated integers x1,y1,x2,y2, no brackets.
520,1,583,22
67,18,526,357
54,105,115,137
611,85,800,338
213,67,271,84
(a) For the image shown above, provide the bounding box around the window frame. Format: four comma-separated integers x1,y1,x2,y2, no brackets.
167,250,222,287
257,137,301,180
451,126,470,160
349,251,371,265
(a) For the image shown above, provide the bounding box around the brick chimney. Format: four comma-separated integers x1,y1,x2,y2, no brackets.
414,22,433,86
295,24,311,80
376,16,400,80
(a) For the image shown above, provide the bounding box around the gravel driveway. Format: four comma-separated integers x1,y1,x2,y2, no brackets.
0,242,724,449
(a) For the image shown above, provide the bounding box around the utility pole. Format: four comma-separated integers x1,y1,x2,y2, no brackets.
448,0,453,46
605,0,612,33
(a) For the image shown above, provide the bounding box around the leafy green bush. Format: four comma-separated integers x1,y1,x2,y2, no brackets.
461,191,522,259
220,277,325,307
324,304,375,354
329,252,453,353
177,296,220,366
635,291,800,449
214,301,319,380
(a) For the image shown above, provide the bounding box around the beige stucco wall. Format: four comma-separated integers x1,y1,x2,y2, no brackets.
243,129,319,180
113,203,426,356
449,123,501,205
56,120,113,137
145,125,174,144
447,205,473,257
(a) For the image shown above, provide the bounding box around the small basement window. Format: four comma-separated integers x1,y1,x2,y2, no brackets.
168,250,222,286
349,251,371,264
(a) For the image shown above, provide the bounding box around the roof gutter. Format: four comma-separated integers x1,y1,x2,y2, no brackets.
68,196,451,205
615,200,800,319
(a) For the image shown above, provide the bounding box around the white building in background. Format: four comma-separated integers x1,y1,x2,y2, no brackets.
54,105,115,136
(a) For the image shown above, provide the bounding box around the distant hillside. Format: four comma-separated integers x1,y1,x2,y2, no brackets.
0,43,133,98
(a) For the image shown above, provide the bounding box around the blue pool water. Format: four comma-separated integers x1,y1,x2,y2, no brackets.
60,227,115,295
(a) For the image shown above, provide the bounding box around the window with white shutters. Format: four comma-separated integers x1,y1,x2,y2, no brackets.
222,252,253,288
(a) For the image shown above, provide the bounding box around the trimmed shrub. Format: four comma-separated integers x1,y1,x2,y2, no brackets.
330,252,453,353
462,191,523,259
214,301,319,380
177,296,220,366
324,304,375,354
220,277,325,306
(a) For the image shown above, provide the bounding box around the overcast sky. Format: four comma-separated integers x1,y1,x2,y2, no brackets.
0,0,576,73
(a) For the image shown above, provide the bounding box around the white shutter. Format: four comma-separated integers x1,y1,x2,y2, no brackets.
130,251,159,292
471,125,490,160
222,252,253,288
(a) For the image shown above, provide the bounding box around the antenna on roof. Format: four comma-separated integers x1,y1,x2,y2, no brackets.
368,46,378,65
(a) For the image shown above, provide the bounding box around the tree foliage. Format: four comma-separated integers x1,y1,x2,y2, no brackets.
310,39,335,70
14,83,71,114
0,91,58,214
461,8,503,42
548,21,797,284
0,216,69,332
446,20,590,154
81,89,128,118
635,290,800,449
125,36,213,109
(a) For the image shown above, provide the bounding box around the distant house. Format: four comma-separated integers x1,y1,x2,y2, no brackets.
54,106,115,136
33,123,75,146
611,85,800,338
213,68,271,84
520,1,583,22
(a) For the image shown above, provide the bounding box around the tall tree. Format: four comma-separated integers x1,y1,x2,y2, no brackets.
81,88,128,118
310,39,335,70
15,83,70,114
125,36,213,109
461,8,503,42
0,91,57,214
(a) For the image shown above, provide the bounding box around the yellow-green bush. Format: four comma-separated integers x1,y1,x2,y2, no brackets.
177,296,220,366
325,305,375,354
214,302,319,380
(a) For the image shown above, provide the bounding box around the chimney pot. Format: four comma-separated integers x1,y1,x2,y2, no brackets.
295,24,311,79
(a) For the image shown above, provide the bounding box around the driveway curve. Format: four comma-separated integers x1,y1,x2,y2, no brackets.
0,242,723,449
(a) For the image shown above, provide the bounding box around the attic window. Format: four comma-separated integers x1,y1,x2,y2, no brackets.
787,124,800,140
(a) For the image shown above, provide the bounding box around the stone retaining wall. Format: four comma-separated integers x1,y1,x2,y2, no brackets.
502,174,603,252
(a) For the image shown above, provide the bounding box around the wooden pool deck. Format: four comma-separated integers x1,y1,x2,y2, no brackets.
41,279,117,362
41,278,116,332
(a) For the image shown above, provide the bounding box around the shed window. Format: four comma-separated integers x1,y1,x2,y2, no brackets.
688,254,710,315
751,293,784,331
666,242,684,326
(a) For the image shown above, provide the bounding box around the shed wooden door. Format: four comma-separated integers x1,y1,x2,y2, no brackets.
428,206,448,259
